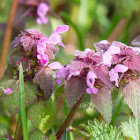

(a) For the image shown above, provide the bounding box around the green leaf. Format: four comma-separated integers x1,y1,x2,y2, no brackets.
91,87,112,123
29,130,45,140
111,94,124,125
0,77,37,114
55,84,65,100
28,95,57,134
82,119,124,140
0,138,9,140
48,134,57,140
79,93,94,109
0,76,16,98
19,63,29,140
121,117,140,140
123,78,140,118
65,77,87,108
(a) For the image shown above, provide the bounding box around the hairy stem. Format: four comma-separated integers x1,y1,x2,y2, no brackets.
0,0,18,78
108,18,129,42
56,93,84,139
14,114,22,140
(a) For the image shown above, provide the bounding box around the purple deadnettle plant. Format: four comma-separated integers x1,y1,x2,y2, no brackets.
0,24,140,139
1,25,69,98
53,39,140,123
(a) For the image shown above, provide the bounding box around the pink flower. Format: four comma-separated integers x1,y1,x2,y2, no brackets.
2,87,13,95
86,71,98,94
37,54,48,66
36,3,50,24
102,43,120,67
109,64,128,87
48,25,69,47
36,25,69,66
48,62,69,84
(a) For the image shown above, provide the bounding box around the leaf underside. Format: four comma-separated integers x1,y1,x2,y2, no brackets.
123,78,140,118
65,76,87,108
91,86,112,123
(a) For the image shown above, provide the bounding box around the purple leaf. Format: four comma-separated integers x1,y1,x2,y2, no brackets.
94,40,111,52
48,62,62,69
10,34,22,49
91,86,112,123
34,67,54,99
124,56,140,71
94,65,112,89
123,78,140,118
65,77,87,108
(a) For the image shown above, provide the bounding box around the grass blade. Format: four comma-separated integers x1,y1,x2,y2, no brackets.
19,63,29,140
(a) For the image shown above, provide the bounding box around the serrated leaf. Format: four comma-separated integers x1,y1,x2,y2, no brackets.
79,93,94,109
4,65,15,77
123,78,140,118
30,130,45,140
55,84,65,100
65,77,87,108
82,119,124,140
34,67,54,99
28,95,57,134
9,49,23,68
121,117,140,140
48,134,57,140
91,86,112,123
0,76,37,114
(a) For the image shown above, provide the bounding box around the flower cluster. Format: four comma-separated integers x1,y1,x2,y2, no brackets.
3,25,69,95
54,40,140,94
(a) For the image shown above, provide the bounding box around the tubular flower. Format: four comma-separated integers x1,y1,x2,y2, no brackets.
36,2,50,24
54,48,111,94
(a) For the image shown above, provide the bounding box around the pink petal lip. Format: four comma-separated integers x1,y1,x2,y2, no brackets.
48,62,63,69
2,87,13,95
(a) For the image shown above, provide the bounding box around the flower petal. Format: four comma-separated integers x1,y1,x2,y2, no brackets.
114,64,128,73
48,62,63,69
54,25,69,34
86,71,97,88
2,87,13,95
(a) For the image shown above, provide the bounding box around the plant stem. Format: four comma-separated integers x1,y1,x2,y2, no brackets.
56,93,84,139
0,0,18,78
14,115,22,140
108,18,129,42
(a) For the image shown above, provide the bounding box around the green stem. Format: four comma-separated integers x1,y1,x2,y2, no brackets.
111,96,124,125
14,115,22,140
